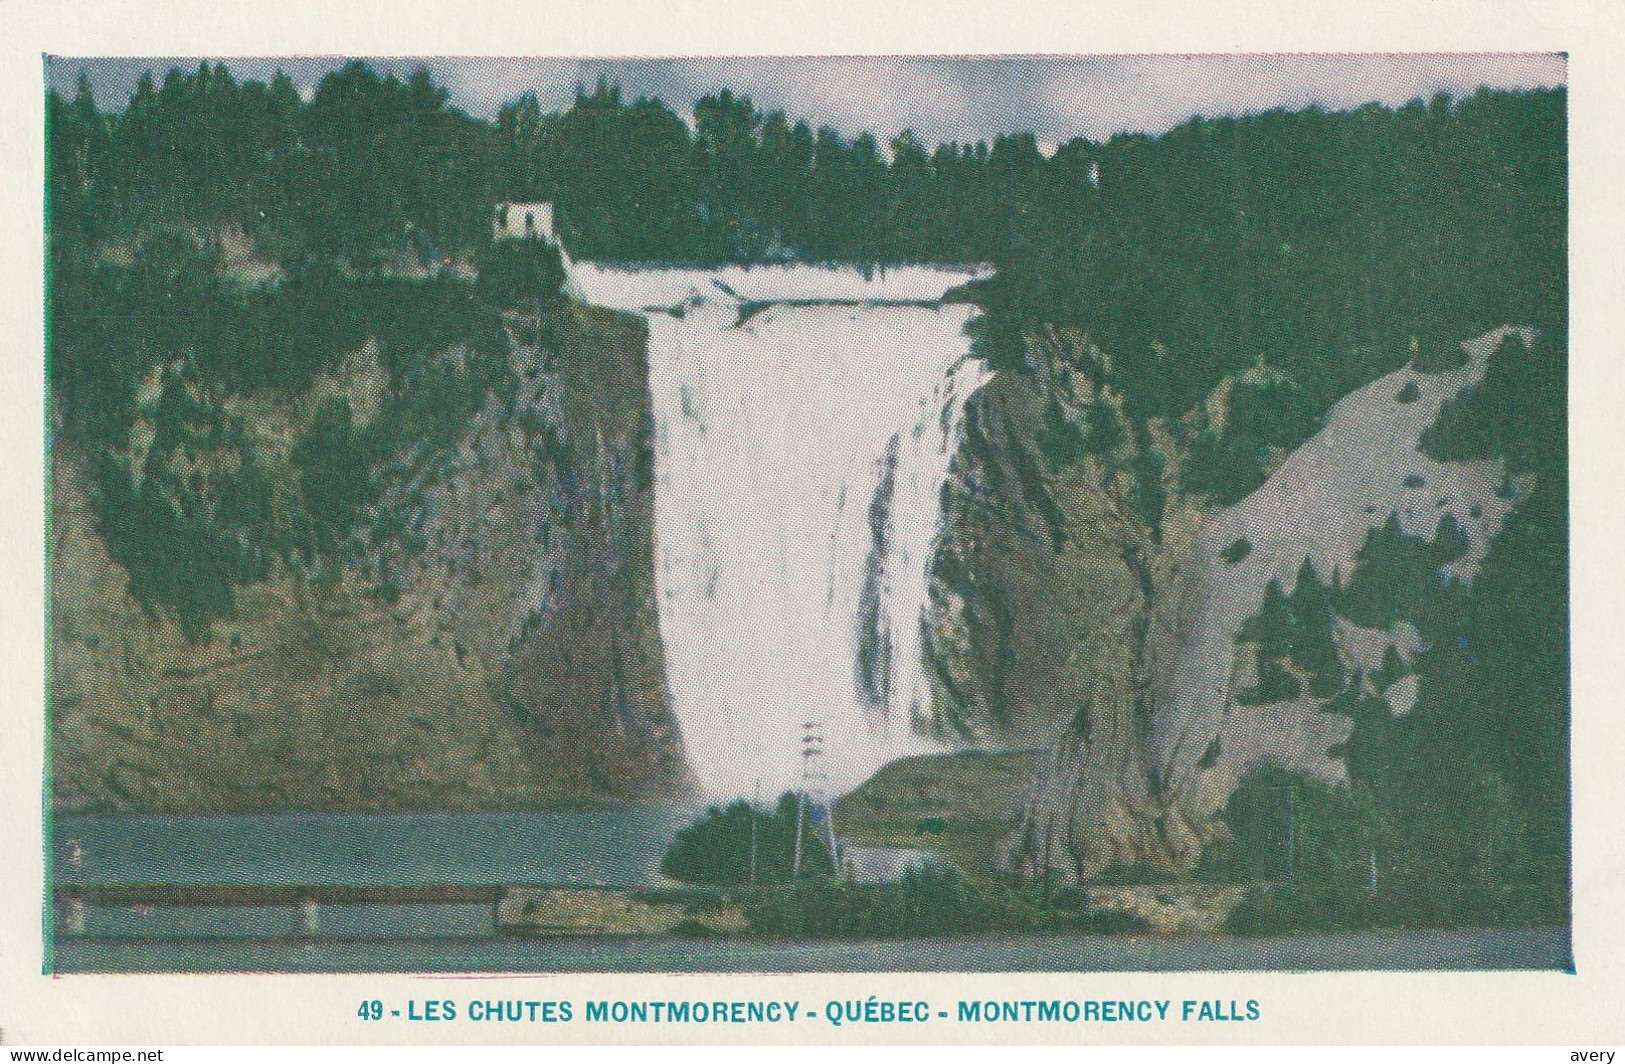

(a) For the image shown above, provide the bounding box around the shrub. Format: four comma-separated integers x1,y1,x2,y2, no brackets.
1182,427,1267,505
1074,908,1152,935
1237,659,1302,706
1339,513,1471,628
965,312,1031,374
661,793,831,886
1419,332,1563,479
1412,342,1469,374
1091,864,1170,886
475,239,566,308
745,866,998,938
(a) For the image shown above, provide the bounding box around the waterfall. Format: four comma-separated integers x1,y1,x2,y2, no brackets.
572,263,993,798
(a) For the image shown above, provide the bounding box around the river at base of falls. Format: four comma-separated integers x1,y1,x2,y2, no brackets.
571,264,992,799
49,814,1570,972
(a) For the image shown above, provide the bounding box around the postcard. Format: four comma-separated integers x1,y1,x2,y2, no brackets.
3,0,1623,1049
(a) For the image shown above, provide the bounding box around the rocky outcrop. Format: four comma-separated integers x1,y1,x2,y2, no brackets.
923,326,1208,877
50,302,690,813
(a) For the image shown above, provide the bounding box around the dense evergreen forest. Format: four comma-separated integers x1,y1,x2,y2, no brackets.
1223,321,1566,933
50,61,1565,486
49,61,1568,929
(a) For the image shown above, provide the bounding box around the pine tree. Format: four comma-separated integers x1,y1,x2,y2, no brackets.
1288,557,1345,697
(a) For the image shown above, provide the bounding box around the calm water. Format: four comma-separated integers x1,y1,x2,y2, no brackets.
47,809,1570,973
53,806,697,888
50,807,697,959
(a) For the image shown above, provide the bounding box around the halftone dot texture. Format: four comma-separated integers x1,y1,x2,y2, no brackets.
46,54,1568,974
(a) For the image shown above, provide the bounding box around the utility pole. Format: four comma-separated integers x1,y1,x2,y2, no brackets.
749,777,760,888
792,720,826,880
791,790,806,880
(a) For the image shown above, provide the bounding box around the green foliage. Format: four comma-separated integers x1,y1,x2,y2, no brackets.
660,793,832,886
1288,558,1344,697
1235,562,1342,704
1037,399,1088,469
1131,446,1167,543
1395,471,1571,926
1421,330,1566,480
49,62,1564,337
742,865,1150,939
292,398,370,555
1229,377,1320,450
1202,766,1377,902
1237,579,1292,651
670,918,719,939
1091,863,1174,887
1007,431,1068,551
50,224,517,635
744,866,992,938
1371,644,1410,691
963,313,1031,374
49,62,495,271
1181,377,1320,505
1086,397,1125,456
1182,423,1268,505
1222,537,1252,564
1219,748,1560,935
1075,908,1154,935
476,239,566,308
93,446,273,641
49,59,1565,462
1339,513,1471,629
975,88,1565,478
1413,341,1471,374
1209,759,1545,935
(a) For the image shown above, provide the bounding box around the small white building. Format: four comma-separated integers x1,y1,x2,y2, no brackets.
493,201,562,245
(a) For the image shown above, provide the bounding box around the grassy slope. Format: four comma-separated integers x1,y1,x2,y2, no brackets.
833,750,1040,877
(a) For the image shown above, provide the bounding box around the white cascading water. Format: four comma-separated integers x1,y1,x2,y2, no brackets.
571,263,993,798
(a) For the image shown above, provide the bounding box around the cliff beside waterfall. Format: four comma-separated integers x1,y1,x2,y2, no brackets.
50,266,688,812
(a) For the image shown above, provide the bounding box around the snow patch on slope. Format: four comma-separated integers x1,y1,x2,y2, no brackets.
1157,326,1533,817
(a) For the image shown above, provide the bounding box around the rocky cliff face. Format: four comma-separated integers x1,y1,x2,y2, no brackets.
50,302,690,813
923,326,1208,876
926,325,1524,880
